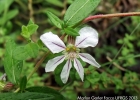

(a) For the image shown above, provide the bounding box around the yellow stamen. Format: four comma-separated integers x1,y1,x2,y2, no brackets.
72,47,76,51
66,47,70,51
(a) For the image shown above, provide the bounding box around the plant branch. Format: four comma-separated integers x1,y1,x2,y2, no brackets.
28,0,34,21
59,81,73,92
61,0,67,16
27,52,49,81
14,52,49,93
106,56,127,71
83,12,140,23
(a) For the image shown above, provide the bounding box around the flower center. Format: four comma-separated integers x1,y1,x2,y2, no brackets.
63,44,80,60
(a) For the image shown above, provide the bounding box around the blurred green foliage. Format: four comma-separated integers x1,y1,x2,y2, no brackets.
0,0,140,100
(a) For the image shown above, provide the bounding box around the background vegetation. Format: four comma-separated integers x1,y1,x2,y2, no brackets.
0,0,140,99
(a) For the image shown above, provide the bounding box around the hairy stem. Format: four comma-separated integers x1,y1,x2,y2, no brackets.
83,12,140,23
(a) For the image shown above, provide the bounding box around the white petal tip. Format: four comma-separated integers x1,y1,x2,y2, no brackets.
62,81,66,84
45,68,51,72
96,65,101,68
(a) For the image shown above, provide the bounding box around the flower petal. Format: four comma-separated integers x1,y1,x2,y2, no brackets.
75,27,99,48
79,53,100,68
0,73,6,81
74,59,84,81
40,32,66,53
45,55,65,72
60,60,72,83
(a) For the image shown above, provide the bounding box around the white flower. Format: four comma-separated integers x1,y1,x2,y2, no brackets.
0,73,6,82
40,27,100,83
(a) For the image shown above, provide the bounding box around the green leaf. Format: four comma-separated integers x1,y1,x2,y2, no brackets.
37,39,44,48
26,86,66,100
0,0,14,14
13,43,39,60
13,46,29,60
64,27,79,36
86,72,100,84
112,78,124,89
47,11,63,29
69,68,76,80
28,19,34,25
64,0,101,27
0,9,19,25
101,72,110,82
6,9,19,21
4,39,23,84
21,25,30,38
0,92,54,100
21,20,38,39
75,71,81,80
54,61,66,86
46,8,61,16
46,0,63,7
83,80,90,88
27,24,38,35
25,43,39,58
20,76,27,91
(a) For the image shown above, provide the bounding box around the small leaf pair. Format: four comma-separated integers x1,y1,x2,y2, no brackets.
46,0,101,36
21,19,38,39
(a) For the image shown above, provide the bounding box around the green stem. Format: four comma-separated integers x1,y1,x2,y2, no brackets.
59,81,73,92
101,54,140,67
15,0,27,11
28,0,34,21
27,52,49,81
14,88,20,93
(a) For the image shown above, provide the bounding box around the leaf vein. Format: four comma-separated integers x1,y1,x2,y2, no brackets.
66,0,90,25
